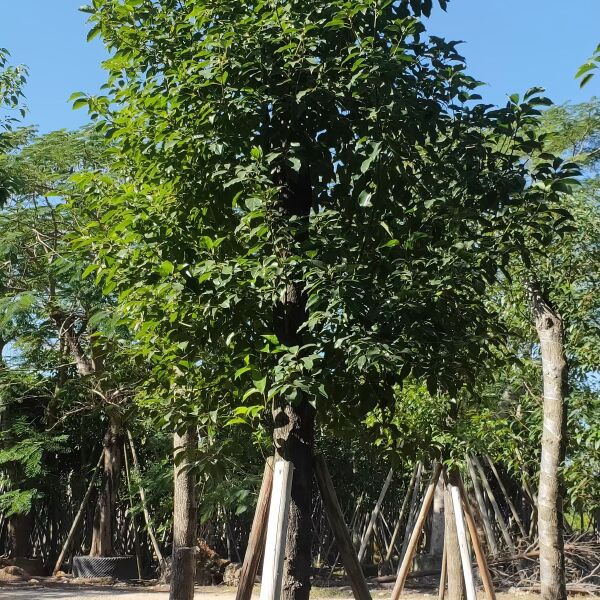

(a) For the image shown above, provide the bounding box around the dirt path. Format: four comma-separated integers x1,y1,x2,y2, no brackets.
0,585,367,600
0,584,226,599
0,585,566,600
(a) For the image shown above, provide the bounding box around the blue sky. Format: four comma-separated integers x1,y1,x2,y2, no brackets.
0,0,599,133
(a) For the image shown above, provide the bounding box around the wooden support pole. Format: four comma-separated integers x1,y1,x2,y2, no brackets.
259,459,293,600
390,463,442,600
53,450,104,575
399,462,423,565
358,467,394,563
235,458,274,600
315,455,372,600
385,463,419,563
457,474,496,600
438,535,447,600
484,455,527,539
467,457,499,555
124,443,143,580
446,471,476,600
471,456,515,552
126,430,167,575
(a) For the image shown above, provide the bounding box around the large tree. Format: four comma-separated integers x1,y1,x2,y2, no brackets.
75,0,572,596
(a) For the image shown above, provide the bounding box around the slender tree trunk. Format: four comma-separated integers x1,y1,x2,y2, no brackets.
90,414,124,556
444,470,465,600
528,282,568,600
170,426,197,600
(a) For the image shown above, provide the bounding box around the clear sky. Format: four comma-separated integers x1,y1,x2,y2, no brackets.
0,0,599,134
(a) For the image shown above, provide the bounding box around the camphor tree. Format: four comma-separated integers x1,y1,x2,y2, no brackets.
75,0,574,598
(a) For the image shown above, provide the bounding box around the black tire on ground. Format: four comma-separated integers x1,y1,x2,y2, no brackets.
71,555,138,580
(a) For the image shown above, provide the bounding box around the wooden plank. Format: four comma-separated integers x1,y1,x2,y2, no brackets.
390,463,442,600
447,472,476,600
315,454,372,600
235,457,274,600
259,458,293,600
358,468,394,563
457,473,496,600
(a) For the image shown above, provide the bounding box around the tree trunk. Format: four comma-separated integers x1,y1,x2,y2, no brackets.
444,470,465,600
90,415,124,557
271,156,314,600
528,282,568,600
7,512,33,557
170,426,197,600
274,400,315,600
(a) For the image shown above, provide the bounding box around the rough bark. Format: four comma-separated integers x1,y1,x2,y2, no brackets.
444,471,465,600
170,426,197,600
272,157,314,600
528,282,568,600
273,400,315,600
90,414,124,556
7,512,33,557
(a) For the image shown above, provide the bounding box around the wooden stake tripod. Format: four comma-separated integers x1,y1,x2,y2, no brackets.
235,455,372,600
390,465,496,600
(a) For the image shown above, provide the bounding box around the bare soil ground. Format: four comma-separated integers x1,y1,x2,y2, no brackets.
0,584,578,600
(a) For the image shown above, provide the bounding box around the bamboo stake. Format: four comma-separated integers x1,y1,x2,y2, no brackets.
457,474,496,600
358,468,394,563
484,455,527,539
399,462,424,565
467,457,499,555
390,463,442,600
385,463,419,563
123,442,143,580
126,430,167,574
471,455,515,551
438,535,447,600
53,450,104,575
446,471,476,600
235,457,274,600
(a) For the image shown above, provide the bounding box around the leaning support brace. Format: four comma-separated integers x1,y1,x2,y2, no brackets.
457,473,496,600
390,463,443,600
314,454,372,600
235,458,274,600
53,449,105,575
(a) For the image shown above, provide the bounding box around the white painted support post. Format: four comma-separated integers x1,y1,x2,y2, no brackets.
260,459,294,600
447,475,477,600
